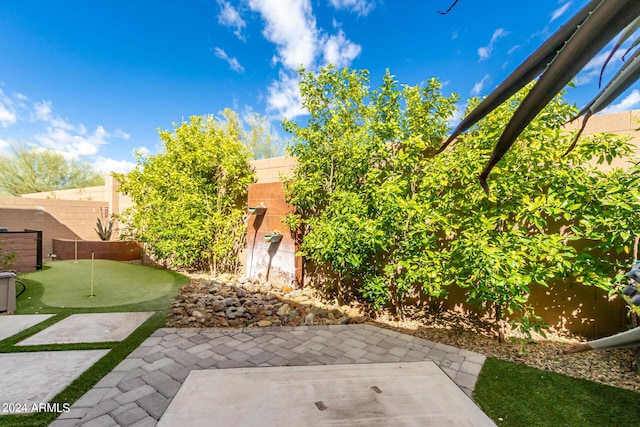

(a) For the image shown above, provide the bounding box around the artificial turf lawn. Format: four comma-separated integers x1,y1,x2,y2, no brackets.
474,357,640,427
20,259,178,308
0,262,189,427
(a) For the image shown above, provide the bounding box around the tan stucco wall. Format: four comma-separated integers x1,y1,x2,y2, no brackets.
0,197,108,258
564,109,640,169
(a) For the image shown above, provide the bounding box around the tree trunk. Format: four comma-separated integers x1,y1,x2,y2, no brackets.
336,273,344,306
496,305,506,343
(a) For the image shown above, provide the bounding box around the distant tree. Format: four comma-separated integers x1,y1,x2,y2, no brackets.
115,113,255,274
243,112,286,159
218,109,286,160
0,144,104,196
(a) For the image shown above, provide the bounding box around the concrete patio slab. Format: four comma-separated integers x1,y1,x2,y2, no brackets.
158,361,495,427
17,312,154,346
0,350,109,414
0,314,54,341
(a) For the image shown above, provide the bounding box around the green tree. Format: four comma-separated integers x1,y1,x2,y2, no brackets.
285,66,640,341
0,144,104,196
115,113,255,274
283,66,459,309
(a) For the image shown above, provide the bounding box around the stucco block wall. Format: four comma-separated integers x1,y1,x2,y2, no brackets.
0,197,107,258
251,156,297,184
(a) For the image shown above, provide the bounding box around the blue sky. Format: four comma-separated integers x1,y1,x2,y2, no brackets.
0,0,637,174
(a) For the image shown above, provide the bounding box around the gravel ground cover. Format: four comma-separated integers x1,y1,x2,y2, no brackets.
167,274,639,392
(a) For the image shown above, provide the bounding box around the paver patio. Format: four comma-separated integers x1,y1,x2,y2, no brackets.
51,324,490,427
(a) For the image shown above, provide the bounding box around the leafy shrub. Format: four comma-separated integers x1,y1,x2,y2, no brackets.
284,65,640,341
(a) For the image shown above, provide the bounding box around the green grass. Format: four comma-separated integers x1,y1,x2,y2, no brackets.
20,260,178,308
0,261,189,427
474,357,640,427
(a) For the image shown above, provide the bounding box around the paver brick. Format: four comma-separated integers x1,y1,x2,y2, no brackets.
74,388,111,408
236,340,258,351
50,419,82,427
57,407,90,420
210,344,235,355
81,399,119,421
226,350,251,362
434,342,459,354
95,372,128,389
453,371,479,390
117,377,145,393
142,352,165,363
110,402,138,417
82,414,118,427
186,343,212,354
248,351,275,366
113,358,146,372
139,336,161,346
128,415,158,427
142,357,175,372
141,370,173,388
187,334,210,344
388,346,410,358
112,405,148,426
168,367,192,382
114,385,156,405
159,362,183,376
137,392,170,420
344,348,368,359
155,378,182,399
459,360,483,376
425,348,449,362
123,368,148,381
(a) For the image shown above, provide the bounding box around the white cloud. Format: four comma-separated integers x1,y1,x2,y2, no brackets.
114,129,130,140
249,0,318,70
471,75,490,96
217,0,246,41
266,71,306,119
249,0,362,119
0,86,132,177
478,28,508,61
213,47,245,73
0,103,16,127
322,29,362,67
600,89,640,114
0,138,10,152
35,124,113,157
92,156,136,174
328,0,376,16
551,2,572,22
33,100,52,121
0,89,17,127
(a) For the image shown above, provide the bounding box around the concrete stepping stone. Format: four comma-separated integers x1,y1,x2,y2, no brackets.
0,350,108,414
158,361,495,427
0,314,54,341
17,312,154,346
